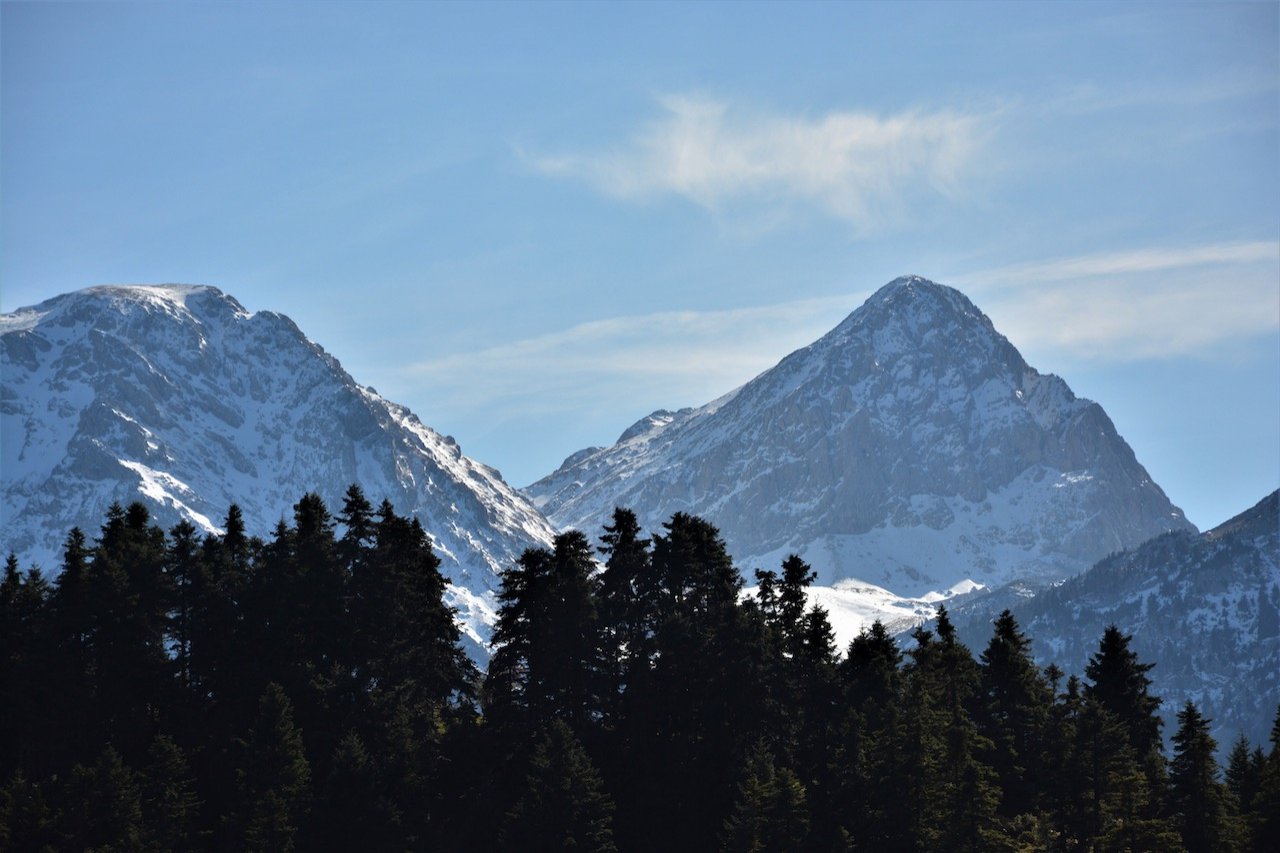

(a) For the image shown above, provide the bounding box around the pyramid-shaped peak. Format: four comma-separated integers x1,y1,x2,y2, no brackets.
866,275,982,316
882,273,942,291
817,275,997,363
529,266,1194,598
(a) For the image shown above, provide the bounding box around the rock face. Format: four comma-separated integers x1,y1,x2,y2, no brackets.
527,276,1194,595
952,491,1280,750
1,285,556,651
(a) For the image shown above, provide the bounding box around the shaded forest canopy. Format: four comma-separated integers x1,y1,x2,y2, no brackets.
3,488,1279,851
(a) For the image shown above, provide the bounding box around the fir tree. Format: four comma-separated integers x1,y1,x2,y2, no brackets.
720,741,809,853
1084,625,1164,765
1225,734,1260,814
83,503,174,761
651,511,742,619
1067,696,1172,848
1169,702,1234,853
310,732,400,852
140,734,202,853
1225,733,1264,850
0,772,58,853
501,720,617,852
1039,668,1082,837
335,484,375,579
838,621,901,847
46,527,96,770
841,620,900,731
596,507,654,719
1251,705,1280,853
61,745,145,852
166,520,205,694
619,513,766,852
232,683,312,853
367,504,477,725
0,557,52,777
190,505,251,710
977,609,1051,818
486,532,605,729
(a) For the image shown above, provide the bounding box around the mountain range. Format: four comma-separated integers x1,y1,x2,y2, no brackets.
0,285,554,654
3,275,1268,721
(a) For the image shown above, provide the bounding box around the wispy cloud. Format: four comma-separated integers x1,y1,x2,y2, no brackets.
963,241,1279,286
1042,74,1279,117
407,294,863,413
408,241,1276,431
961,241,1280,361
527,94,989,230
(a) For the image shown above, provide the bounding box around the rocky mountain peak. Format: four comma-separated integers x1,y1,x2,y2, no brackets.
2,284,556,655
526,275,1194,597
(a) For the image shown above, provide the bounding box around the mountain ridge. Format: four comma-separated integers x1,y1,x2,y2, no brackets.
527,275,1194,596
1,283,557,653
950,489,1280,748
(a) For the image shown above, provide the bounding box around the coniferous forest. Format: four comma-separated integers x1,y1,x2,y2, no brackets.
2,489,1279,852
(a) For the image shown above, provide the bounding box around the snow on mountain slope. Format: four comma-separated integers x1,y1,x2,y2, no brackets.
527,276,1194,601
745,577,985,653
952,491,1280,750
1,285,556,653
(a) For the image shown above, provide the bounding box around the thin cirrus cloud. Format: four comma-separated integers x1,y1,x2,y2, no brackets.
406,295,864,413
963,240,1279,285
410,240,1278,420
959,240,1280,362
527,94,988,229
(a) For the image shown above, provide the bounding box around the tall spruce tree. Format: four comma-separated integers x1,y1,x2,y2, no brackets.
720,740,810,853
1084,625,1164,767
1225,734,1260,816
140,734,202,853
0,558,51,778
501,720,617,852
837,621,901,848
1251,705,1280,853
232,683,312,853
0,771,58,852
1169,702,1235,853
596,507,653,720
485,531,604,729
366,504,476,725
44,527,96,775
977,609,1051,818
620,513,766,852
61,745,145,853
166,520,205,695
309,731,401,852
84,503,173,761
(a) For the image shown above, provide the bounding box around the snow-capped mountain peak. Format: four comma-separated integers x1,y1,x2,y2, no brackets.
2,284,556,654
526,275,1193,597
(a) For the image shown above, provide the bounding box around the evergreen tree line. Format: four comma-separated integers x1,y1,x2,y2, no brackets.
1,493,1277,851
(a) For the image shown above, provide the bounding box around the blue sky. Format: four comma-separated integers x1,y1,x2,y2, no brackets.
2,1,1277,530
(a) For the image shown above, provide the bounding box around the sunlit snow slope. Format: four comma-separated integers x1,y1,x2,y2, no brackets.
1,285,556,654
